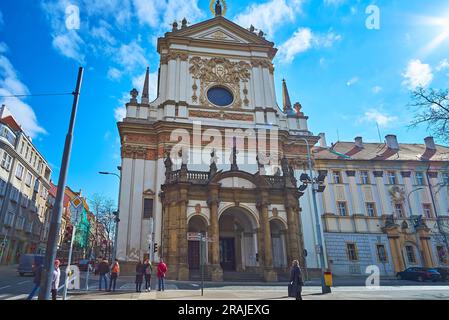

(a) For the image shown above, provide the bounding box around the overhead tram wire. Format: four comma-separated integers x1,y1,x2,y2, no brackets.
0,92,74,98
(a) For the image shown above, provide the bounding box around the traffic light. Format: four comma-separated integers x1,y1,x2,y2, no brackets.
64,225,73,244
153,243,158,253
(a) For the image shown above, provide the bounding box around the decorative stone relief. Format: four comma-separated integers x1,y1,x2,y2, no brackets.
189,56,251,109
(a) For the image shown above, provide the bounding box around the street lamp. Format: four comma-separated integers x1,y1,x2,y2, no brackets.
99,166,121,262
297,137,331,294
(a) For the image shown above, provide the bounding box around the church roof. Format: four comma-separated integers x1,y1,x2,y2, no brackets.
157,16,277,57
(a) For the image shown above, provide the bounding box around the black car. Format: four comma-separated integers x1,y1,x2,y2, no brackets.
396,267,442,282
429,267,449,281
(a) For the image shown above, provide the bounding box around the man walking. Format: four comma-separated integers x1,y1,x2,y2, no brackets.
97,258,110,291
51,260,61,300
27,262,43,300
157,259,168,291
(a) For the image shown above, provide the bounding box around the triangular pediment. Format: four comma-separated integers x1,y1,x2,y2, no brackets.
170,16,274,47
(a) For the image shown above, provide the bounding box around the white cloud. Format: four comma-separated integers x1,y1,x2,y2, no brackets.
52,31,86,64
372,86,382,93
360,109,398,127
133,0,165,28
82,0,132,26
107,68,122,81
114,106,127,122
0,44,46,138
346,76,359,86
114,41,149,72
90,21,116,45
278,28,341,63
436,58,449,72
234,0,304,36
132,71,159,101
402,59,433,90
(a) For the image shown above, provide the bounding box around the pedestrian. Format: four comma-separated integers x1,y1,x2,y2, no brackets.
135,260,144,292
143,259,153,292
51,259,61,300
98,258,110,291
27,262,43,300
157,259,168,291
289,260,303,301
109,260,120,292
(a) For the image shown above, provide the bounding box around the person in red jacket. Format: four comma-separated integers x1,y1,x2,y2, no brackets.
157,259,168,291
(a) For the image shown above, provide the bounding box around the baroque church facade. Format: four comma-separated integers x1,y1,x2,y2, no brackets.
116,8,322,281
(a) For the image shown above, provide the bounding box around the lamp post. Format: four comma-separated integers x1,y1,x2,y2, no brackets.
99,167,121,262
406,187,425,266
297,137,330,294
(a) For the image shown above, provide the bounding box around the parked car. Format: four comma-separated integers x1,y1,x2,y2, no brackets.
429,267,449,281
396,267,442,282
17,254,44,277
77,259,90,272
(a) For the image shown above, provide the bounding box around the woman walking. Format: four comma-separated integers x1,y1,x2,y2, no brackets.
135,260,144,292
143,259,153,292
289,260,303,300
109,260,120,292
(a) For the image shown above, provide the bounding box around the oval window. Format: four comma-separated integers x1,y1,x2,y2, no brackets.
207,86,234,107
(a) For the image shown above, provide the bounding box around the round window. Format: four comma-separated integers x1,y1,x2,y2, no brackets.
207,86,234,107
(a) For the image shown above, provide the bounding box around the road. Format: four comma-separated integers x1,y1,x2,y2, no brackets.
0,264,448,300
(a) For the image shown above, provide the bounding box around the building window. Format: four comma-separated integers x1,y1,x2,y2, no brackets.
443,173,449,186
394,203,404,218
423,204,433,218
388,171,397,185
333,171,342,184
4,212,14,226
16,216,25,230
25,146,29,160
1,151,12,171
25,172,33,186
415,172,425,186
360,171,370,184
337,202,348,216
0,178,6,196
20,141,25,154
143,198,154,219
15,164,24,180
437,246,447,263
376,244,388,263
347,243,359,261
366,203,377,217
405,245,417,264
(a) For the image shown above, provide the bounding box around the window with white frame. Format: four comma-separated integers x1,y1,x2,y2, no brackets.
1,151,12,171
376,244,388,262
405,245,417,264
4,211,14,226
394,203,404,218
388,171,397,185
423,204,433,218
337,201,348,216
347,243,359,261
366,202,377,217
415,172,425,186
15,163,24,179
0,178,6,195
333,171,342,184
25,172,32,186
16,215,24,230
360,171,370,184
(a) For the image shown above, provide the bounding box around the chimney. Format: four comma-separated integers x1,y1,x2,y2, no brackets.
424,136,436,150
354,136,363,148
318,133,327,147
385,134,399,150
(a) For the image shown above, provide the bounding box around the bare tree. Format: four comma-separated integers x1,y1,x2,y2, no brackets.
409,87,449,142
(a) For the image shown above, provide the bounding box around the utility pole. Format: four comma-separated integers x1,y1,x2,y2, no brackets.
39,67,84,300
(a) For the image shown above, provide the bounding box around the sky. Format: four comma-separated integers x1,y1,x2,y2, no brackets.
0,0,449,204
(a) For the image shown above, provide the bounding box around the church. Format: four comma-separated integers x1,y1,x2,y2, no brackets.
116,1,321,281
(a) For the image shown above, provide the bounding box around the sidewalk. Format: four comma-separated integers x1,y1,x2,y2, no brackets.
67,285,449,300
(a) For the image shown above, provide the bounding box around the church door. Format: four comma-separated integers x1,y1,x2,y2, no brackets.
219,238,235,271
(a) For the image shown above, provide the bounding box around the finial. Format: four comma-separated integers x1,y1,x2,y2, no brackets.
249,25,255,33
172,20,178,32
181,18,188,29
282,79,293,113
141,67,150,104
130,88,138,103
215,0,222,16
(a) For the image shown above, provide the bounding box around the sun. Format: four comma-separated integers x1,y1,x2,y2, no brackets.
414,12,449,55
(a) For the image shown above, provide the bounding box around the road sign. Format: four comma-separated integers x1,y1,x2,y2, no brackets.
70,197,83,225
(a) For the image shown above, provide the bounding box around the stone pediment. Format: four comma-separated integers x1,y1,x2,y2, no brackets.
169,16,274,47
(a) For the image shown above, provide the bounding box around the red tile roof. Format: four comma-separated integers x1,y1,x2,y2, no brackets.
0,116,21,132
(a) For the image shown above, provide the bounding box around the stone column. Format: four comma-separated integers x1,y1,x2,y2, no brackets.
417,228,434,268
177,186,189,280
257,194,277,282
207,187,223,281
373,171,390,216
166,201,179,278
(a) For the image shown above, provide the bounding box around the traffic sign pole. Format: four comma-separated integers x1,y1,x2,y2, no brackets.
63,225,76,300
200,233,204,297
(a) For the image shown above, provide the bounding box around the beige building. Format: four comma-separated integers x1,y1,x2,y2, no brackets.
308,134,449,276
0,105,52,264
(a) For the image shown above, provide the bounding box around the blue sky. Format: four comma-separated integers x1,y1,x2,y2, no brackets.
0,0,449,203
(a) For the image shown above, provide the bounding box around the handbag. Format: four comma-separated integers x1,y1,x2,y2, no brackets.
288,282,295,297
